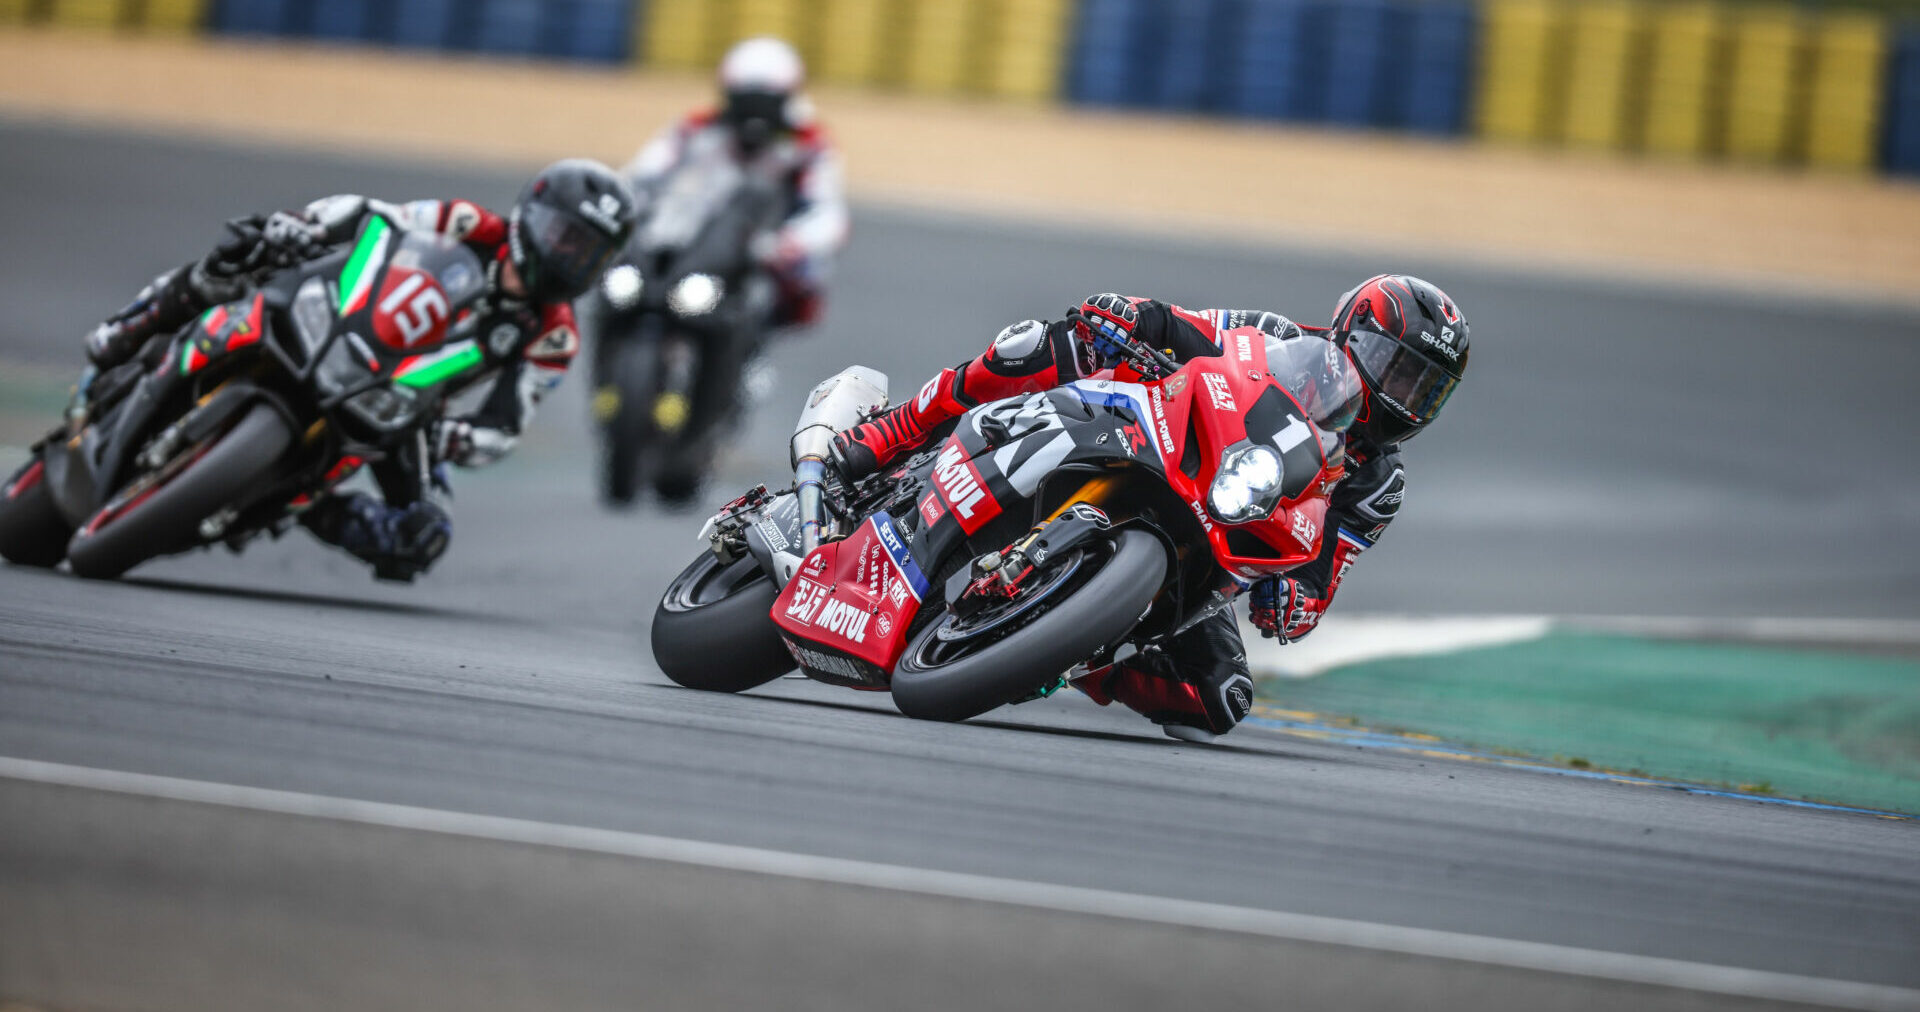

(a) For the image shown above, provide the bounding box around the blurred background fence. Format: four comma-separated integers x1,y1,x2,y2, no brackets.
4,0,1920,175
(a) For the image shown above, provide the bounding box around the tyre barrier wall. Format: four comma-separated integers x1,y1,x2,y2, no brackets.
3,0,1918,174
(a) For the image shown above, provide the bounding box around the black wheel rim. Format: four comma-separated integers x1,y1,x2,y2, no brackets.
913,543,1107,669
662,553,770,612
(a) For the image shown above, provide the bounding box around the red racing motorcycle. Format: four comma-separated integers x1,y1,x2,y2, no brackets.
651,326,1364,722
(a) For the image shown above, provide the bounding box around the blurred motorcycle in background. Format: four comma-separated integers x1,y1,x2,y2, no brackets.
582,143,790,507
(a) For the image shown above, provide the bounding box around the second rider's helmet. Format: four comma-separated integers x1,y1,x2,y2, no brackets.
1330,274,1470,445
718,36,805,155
509,159,639,304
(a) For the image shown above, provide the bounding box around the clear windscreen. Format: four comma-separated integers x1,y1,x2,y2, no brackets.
640,145,745,251
1265,334,1366,432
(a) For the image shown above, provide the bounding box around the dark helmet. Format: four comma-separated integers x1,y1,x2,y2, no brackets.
718,36,805,154
509,159,638,303
1330,274,1469,445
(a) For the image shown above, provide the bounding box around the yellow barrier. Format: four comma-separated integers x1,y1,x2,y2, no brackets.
1722,6,1800,162
731,0,807,53
142,0,208,32
0,0,33,24
644,0,729,70
981,0,1073,101
48,0,125,28
1804,14,1885,170
899,0,982,94
1560,0,1642,148
1477,0,1564,142
1640,2,1722,157
816,0,896,85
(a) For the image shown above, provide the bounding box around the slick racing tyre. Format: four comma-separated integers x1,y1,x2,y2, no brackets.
652,550,796,692
0,456,73,568
598,340,654,507
66,404,292,580
891,529,1167,723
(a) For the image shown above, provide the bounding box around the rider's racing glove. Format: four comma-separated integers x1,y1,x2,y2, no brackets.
1249,576,1328,642
1069,293,1141,369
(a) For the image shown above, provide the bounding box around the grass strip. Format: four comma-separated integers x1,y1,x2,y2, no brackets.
1260,632,1920,814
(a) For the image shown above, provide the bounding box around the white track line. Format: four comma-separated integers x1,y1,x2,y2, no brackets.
4,756,1916,1012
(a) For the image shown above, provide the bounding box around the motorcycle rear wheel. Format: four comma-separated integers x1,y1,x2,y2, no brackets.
66,404,292,580
0,456,73,568
651,550,796,692
890,529,1167,723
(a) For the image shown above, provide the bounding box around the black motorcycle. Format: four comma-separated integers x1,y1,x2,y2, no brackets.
0,213,491,579
582,151,789,506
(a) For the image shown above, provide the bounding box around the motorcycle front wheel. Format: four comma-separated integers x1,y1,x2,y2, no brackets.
651,549,796,692
597,338,656,507
890,529,1167,723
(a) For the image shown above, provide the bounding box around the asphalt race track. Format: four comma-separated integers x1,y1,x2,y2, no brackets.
1,121,1917,1011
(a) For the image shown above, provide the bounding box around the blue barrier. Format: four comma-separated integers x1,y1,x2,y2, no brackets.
1069,0,1158,106
1234,0,1324,121
1321,0,1394,125
216,0,303,34
1153,0,1236,111
474,0,546,55
1398,0,1474,134
388,0,461,48
549,0,633,63
309,0,378,40
1887,26,1920,174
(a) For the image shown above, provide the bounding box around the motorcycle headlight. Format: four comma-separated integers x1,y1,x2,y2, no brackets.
602,264,644,310
292,276,334,355
667,273,724,317
1207,443,1283,523
344,384,420,431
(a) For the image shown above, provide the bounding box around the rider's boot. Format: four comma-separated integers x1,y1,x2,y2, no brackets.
1071,611,1255,741
829,364,967,481
84,260,245,369
301,493,452,583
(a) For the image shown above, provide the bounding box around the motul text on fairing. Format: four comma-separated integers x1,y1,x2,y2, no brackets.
651,324,1364,724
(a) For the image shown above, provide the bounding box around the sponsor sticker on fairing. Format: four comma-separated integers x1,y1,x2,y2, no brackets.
814,598,872,644
918,492,946,527
1203,372,1237,412
1149,388,1177,456
870,515,931,600
785,578,829,624
932,441,999,533
1235,332,1254,363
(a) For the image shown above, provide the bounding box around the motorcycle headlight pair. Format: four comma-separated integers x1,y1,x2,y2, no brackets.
601,265,644,310
667,273,724,317
1207,442,1284,523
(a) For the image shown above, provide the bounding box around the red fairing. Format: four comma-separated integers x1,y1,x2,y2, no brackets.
4,459,44,500
928,434,1001,534
771,518,926,673
437,199,508,245
1120,325,1340,580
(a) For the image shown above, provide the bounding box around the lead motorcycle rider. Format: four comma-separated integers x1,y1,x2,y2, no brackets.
623,36,849,330
832,276,1469,740
78,159,639,581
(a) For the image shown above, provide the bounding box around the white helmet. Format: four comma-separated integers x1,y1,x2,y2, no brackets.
718,37,805,152
720,37,804,93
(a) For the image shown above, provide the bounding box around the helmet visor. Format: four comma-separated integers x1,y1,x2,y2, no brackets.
521,201,623,298
1345,328,1459,424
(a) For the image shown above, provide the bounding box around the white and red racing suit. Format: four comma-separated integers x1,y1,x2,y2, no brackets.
833,296,1408,738
624,107,849,327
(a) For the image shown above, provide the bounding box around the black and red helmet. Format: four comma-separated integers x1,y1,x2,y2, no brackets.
1330,274,1469,445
